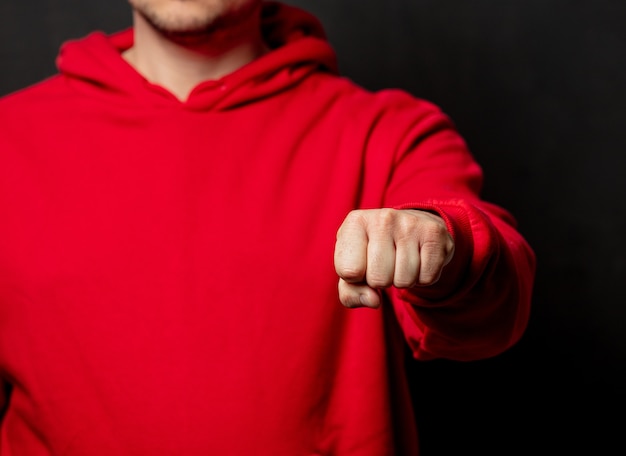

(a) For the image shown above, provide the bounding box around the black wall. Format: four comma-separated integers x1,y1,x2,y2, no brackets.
2,1,625,454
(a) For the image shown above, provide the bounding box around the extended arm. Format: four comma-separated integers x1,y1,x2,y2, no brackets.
334,92,536,362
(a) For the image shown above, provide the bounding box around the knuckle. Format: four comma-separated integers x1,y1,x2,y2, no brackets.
337,266,365,282
377,208,397,226
418,242,446,285
421,238,443,253
395,218,418,242
419,258,444,285
344,210,366,225
336,211,363,238
420,270,442,286
366,273,393,288
393,276,415,288
421,241,446,265
423,222,448,241
419,225,451,260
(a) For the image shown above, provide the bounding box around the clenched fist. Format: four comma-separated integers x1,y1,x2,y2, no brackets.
334,209,455,308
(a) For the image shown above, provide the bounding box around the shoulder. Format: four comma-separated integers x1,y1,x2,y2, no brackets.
0,75,80,142
298,72,456,144
0,75,76,158
0,75,70,116
302,71,448,124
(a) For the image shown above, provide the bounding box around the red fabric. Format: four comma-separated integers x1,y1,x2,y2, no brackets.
0,2,535,455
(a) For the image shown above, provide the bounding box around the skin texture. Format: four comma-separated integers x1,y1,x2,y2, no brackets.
123,0,266,101
124,1,456,307
334,209,455,309
127,0,260,35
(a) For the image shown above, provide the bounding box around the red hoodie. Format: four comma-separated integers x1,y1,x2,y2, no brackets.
0,2,535,455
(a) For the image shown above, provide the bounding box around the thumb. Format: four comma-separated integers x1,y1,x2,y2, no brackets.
338,279,382,309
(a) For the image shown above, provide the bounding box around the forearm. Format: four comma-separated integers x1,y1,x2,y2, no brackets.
391,199,536,361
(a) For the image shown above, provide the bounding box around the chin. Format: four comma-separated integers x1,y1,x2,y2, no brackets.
131,0,258,35
143,4,221,33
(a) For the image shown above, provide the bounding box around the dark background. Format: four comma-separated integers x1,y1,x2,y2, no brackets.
1,0,624,454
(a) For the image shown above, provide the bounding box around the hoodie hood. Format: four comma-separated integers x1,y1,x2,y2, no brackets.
56,1,338,111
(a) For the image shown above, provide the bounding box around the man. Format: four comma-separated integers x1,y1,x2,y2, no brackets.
0,0,536,454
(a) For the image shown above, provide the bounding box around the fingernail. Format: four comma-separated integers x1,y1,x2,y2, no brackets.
359,294,370,307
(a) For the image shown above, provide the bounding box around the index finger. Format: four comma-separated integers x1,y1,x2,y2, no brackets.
334,214,368,283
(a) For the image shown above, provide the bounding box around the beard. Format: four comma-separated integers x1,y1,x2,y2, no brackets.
129,0,261,37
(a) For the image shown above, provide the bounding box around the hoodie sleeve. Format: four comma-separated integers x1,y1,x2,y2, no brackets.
0,380,7,421
364,90,536,362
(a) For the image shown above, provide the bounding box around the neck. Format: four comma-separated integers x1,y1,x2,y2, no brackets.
123,9,267,102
